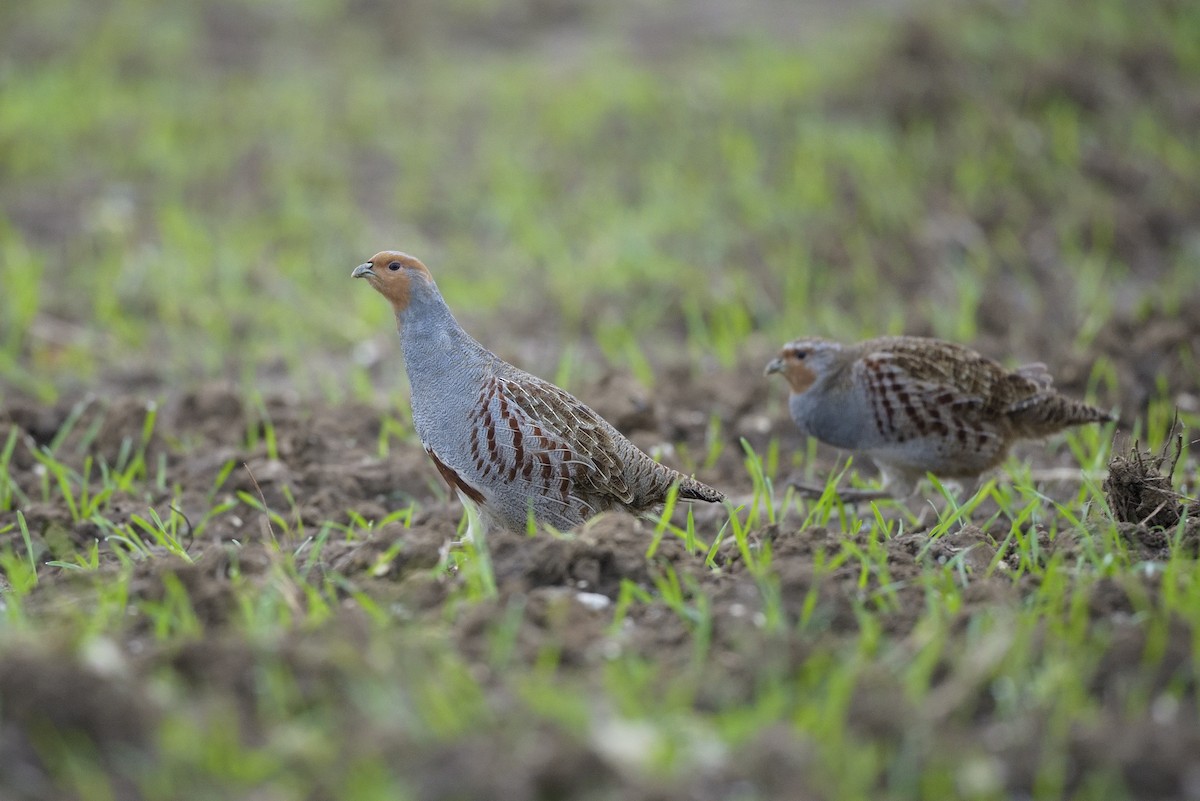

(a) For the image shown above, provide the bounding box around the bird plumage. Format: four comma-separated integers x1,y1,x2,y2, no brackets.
766,335,1114,497
354,250,723,534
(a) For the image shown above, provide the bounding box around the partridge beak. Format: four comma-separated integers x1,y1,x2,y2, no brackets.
764,357,785,376
352,263,376,279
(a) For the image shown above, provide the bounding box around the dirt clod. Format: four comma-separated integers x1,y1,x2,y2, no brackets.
1104,431,1200,555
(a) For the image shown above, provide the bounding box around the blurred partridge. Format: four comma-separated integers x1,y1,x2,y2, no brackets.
353,251,724,536
765,336,1115,498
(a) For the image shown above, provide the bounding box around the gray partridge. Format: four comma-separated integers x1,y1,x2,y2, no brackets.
765,335,1115,499
353,251,724,537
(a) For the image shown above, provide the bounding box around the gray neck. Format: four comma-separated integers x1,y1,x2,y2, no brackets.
396,279,482,361
391,278,489,448
789,366,865,449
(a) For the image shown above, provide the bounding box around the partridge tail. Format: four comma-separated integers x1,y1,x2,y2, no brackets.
676,474,725,504
1009,393,1115,438
619,441,726,509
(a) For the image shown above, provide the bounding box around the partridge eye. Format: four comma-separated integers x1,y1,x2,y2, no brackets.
387,261,402,272
793,349,808,360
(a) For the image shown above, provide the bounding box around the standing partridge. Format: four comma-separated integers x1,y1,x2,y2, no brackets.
353,251,724,536
765,336,1115,499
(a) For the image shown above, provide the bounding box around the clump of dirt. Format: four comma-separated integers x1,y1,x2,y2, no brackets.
1104,430,1200,557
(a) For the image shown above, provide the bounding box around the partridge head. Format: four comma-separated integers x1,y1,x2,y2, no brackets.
354,250,725,537
766,335,1115,498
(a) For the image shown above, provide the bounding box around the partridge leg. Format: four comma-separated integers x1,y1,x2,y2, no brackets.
787,478,893,503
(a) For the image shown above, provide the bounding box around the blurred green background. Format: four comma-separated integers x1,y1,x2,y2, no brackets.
1,0,1197,410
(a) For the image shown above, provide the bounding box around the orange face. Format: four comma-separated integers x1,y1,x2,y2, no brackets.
352,251,434,312
764,342,819,394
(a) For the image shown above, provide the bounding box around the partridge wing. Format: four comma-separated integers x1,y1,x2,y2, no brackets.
854,345,1005,456
486,368,636,509
863,337,1048,417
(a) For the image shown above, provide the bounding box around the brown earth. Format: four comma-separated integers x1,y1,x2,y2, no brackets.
1,307,1197,798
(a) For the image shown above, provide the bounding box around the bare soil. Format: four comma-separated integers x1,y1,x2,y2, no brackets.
1,300,1198,798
